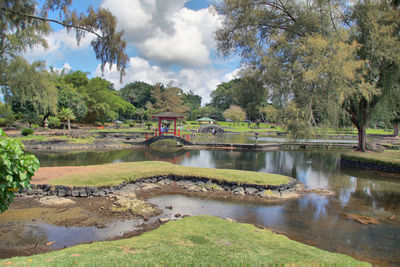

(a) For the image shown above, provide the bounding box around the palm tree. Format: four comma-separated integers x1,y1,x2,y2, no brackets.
58,108,76,130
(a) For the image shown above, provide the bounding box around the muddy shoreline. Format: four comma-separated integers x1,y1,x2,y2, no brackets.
1,181,307,259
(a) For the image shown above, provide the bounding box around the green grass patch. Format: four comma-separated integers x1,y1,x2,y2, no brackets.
8,134,49,142
1,216,369,265
40,161,290,187
56,135,95,144
341,150,400,167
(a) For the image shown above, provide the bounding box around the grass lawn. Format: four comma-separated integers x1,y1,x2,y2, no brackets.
341,150,400,167
34,161,291,187
1,216,369,265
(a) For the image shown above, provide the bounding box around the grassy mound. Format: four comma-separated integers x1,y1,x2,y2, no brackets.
341,150,400,168
1,216,369,265
33,161,291,187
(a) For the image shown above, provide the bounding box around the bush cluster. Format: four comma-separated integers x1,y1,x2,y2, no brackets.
21,128,34,136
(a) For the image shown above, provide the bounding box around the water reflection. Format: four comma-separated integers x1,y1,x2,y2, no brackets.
33,148,400,265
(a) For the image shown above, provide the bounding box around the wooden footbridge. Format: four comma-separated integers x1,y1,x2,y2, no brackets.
136,135,193,146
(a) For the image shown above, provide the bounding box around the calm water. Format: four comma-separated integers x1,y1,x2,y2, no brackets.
29,149,400,265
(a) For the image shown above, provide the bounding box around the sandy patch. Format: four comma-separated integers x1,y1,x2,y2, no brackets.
32,166,97,184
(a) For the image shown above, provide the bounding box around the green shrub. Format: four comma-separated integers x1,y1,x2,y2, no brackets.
0,129,40,213
129,123,135,127
21,128,34,136
0,115,15,127
145,122,152,129
47,116,61,129
31,124,39,129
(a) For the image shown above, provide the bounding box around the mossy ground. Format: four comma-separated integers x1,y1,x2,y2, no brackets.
1,216,369,265
33,161,291,187
341,150,400,167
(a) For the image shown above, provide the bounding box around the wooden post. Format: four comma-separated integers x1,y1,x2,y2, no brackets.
174,118,177,136
158,118,162,136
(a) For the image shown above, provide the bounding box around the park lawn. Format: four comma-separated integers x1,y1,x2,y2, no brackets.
1,216,369,265
341,150,400,167
34,161,290,187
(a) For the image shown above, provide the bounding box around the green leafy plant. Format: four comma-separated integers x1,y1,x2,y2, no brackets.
145,122,152,129
0,129,40,213
47,116,61,129
21,128,34,136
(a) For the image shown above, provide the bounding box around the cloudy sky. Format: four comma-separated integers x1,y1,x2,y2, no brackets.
24,0,241,104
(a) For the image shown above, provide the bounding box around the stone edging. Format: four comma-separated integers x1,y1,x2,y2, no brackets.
340,158,400,173
17,175,297,198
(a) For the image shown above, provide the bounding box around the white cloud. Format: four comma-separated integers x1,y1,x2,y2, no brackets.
101,0,220,67
94,57,239,105
24,29,94,62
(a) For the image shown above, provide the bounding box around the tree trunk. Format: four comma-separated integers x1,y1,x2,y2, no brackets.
67,119,71,131
393,122,399,137
357,125,367,152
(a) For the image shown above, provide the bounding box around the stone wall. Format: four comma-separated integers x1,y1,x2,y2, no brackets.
17,175,298,198
340,158,400,173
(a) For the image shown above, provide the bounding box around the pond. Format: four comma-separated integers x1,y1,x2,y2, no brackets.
4,148,400,265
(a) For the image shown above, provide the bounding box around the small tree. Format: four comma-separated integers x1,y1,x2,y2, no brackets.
58,108,76,130
223,105,246,126
0,129,40,213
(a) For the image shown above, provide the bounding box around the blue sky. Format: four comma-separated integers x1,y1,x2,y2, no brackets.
22,0,241,104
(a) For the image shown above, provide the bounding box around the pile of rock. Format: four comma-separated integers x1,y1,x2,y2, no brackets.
17,175,298,199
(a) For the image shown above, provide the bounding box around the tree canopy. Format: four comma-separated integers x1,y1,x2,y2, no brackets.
0,0,128,82
216,0,400,151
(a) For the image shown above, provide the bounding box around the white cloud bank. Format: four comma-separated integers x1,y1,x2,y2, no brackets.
95,57,239,104
24,29,94,63
101,0,220,67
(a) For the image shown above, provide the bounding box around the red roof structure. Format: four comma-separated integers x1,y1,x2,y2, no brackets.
152,112,184,136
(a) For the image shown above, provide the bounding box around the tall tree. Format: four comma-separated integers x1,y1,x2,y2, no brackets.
183,90,202,121
2,57,57,123
232,73,267,120
83,77,135,123
210,79,238,111
119,81,153,109
223,105,246,125
216,0,400,150
58,107,75,130
0,0,128,82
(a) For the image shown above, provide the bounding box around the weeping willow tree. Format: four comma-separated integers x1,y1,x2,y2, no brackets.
215,0,400,151
0,0,128,82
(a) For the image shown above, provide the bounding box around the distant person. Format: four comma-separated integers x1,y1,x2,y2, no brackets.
165,126,169,133
161,125,164,134
212,128,216,135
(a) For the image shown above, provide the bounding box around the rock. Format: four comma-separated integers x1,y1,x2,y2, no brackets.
245,187,259,195
158,217,170,223
341,212,379,225
165,206,173,210
141,183,160,191
174,213,181,218
187,185,202,192
79,190,87,197
366,142,385,152
182,215,190,218
158,179,172,185
258,190,280,198
204,183,224,191
39,196,75,206
307,188,336,196
232,187,245,196
111,195,162,218
27,189,34,196
57,189,66,197
196,181,205,186
225,217,237,223
71,190,79,197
